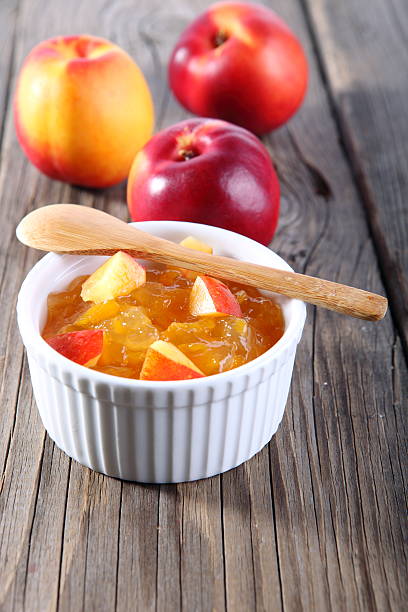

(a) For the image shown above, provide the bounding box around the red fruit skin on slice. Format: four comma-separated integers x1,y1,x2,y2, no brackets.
46,329,104,366
202,276,243,317
140,352,205,381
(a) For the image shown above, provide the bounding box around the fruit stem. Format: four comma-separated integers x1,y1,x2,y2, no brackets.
178,149,197,160
213,30,228,47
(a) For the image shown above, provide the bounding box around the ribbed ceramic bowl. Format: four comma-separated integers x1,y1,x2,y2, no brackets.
17,221,306,483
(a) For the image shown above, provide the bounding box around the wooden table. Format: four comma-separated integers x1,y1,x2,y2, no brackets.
1,1,407,610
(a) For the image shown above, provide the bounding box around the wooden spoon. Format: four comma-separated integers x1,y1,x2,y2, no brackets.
16,204,387,321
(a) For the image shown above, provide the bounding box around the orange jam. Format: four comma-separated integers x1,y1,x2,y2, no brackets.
42,263,285,379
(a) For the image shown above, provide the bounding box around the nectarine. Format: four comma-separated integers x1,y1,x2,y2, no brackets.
81,251,146,303
180,236,213,254
178,235,213,281
14,35,154,187
127,118,280,245
169,2,308,133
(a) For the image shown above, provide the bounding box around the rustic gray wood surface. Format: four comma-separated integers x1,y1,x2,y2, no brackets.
0,1,406,611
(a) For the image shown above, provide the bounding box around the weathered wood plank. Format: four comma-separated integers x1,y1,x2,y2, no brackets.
58,466,122,612
261,1,408,611
178,479,225,611
156,479,226,612
222,450,283,611
156,486,182,611
302,0,408,357
17,437,70,612
0,0,19,148
0,0,406,611
116,483,159,612
0,361,46,611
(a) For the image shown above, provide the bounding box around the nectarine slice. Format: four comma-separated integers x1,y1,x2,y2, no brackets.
140,340,204,381
46,329,103,367
179,235,213,254
81,251,146,303
74,300,120,326
189,275,243,317
178,235,213,281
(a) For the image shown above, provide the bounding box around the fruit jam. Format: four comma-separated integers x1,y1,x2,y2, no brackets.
42,261,285,380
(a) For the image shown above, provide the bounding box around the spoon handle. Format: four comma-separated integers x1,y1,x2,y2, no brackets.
59,245,387,321
16,204,388,321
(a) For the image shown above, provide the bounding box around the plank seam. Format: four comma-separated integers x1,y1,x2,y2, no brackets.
0,250,13,299
0,353,25,483
267,449,284,612
22,427,47,611
137,9,165,134
56,457,72,612
365,385,396,606
157,88,171,133
332,383,361,609
219,476,228,612
247,476,258,612
114,481,123,612
155,486,160,612
383,336,408,572
287,129,333,202
327,494,345,595
344,374,379,611
308,306,333,605
81,483,91,612
310,314,346,601
294,141,331,276
1,240,41,480
391,337,408,510
177,486,183,612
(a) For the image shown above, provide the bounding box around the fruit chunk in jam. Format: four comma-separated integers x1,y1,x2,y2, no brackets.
42,253,285,380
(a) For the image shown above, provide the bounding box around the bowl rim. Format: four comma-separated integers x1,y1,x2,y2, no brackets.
17,220,306,389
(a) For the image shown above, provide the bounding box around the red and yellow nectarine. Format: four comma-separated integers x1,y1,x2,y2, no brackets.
190,275,243,317
140,340,205,381
46,329,103,366
14,35,154,187
179,236,213,254
81,251,146,303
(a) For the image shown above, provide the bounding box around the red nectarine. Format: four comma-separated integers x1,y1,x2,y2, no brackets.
169,2,308,133
127,118,280,245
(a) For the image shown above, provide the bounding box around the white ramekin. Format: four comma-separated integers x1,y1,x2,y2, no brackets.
17,221,306,483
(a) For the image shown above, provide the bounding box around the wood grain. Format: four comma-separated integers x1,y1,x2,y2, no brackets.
0,0,406,611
